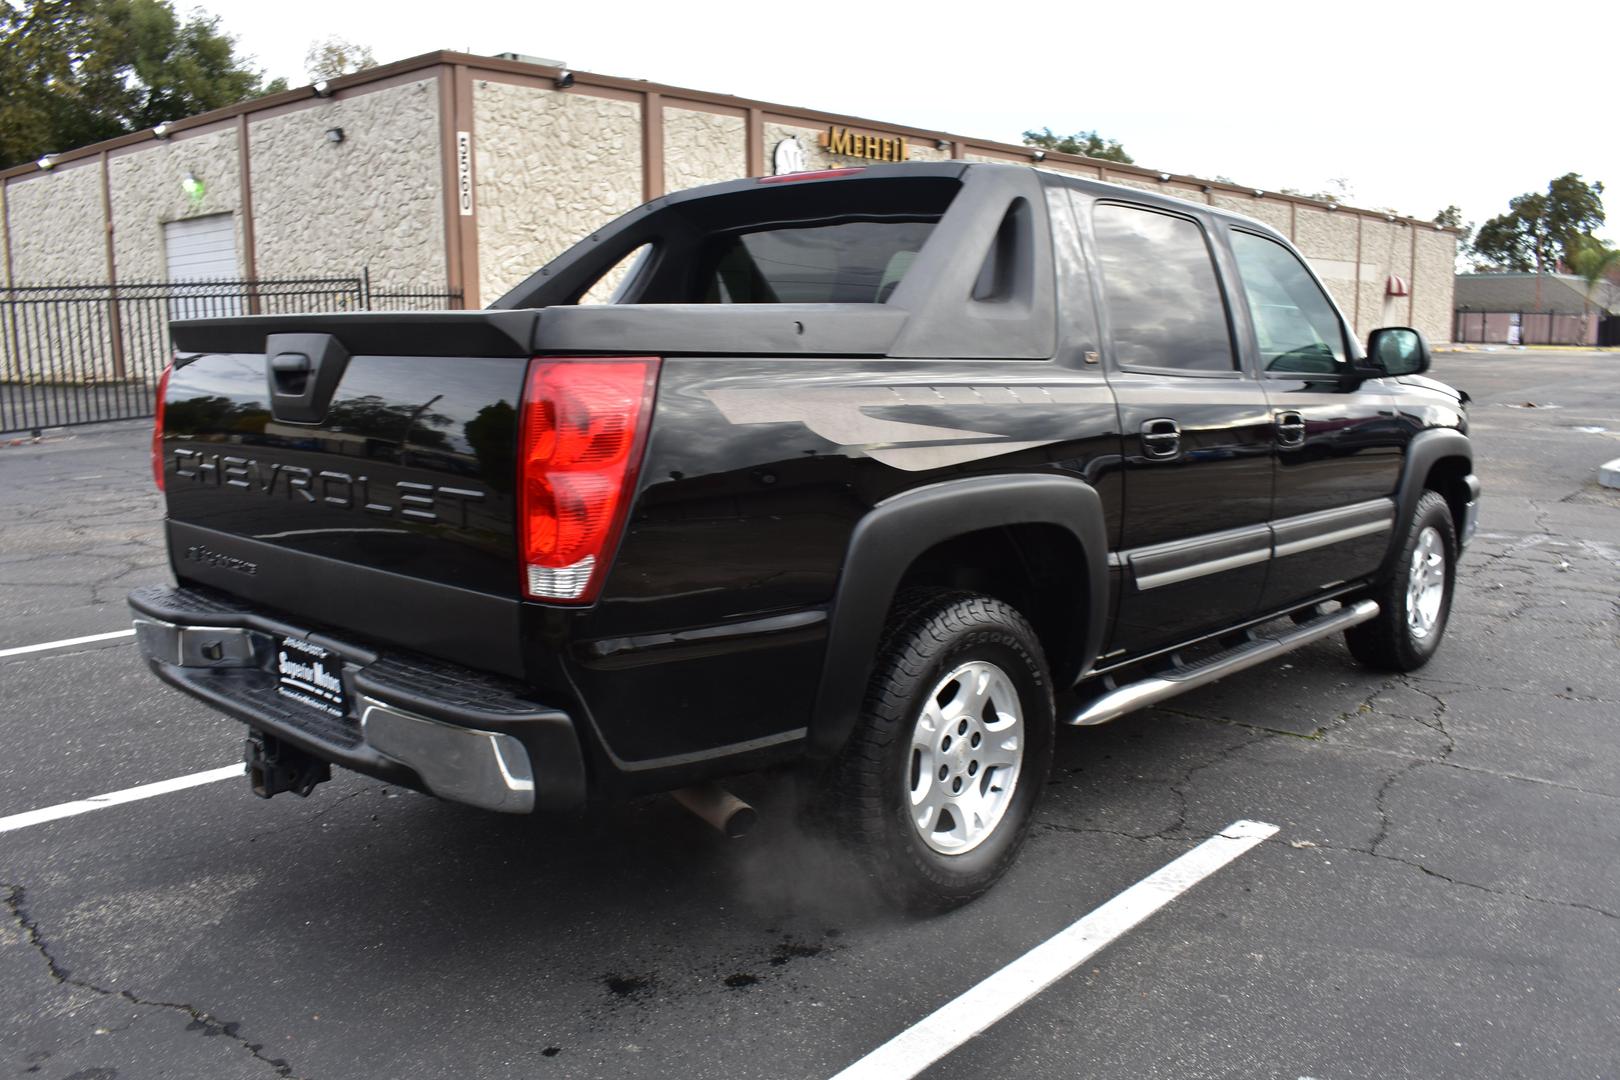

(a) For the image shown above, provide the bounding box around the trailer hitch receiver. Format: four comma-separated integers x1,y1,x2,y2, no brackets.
245,731,330,798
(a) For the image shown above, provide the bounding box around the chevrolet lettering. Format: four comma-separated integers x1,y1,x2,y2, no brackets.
170,448,487,525
131,163,1477,912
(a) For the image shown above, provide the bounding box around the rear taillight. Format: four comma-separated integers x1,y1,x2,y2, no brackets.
518,357,659,603
151,363,172,491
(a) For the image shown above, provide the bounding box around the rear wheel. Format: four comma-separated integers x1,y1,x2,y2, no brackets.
1345,489,1456,671
820,590,1054,913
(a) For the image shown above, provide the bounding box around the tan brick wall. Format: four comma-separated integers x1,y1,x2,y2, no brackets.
764,122,834,171
1293,205,1362,319
904,143,952,163
764,122,942,173
109,128,243,283
1210,192,1293,236
664,107,745,192
249,78,444,289
474,81,642,303
1410,228,1456,343
1101,173,1166,194
1356,218,1414,335
5,163,106,283
1037,161,1104,180
1166,181,1209,203
0,58,1464,343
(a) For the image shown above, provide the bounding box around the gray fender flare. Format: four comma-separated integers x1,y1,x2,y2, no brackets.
807,473,1109,759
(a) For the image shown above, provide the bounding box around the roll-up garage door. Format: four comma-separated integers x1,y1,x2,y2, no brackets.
163,213,242,319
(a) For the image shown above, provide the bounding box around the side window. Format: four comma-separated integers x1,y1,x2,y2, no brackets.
1228,230,1348,374
1092,203,1235,373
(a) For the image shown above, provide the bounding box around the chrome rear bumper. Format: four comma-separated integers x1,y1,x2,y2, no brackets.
128,585,586,815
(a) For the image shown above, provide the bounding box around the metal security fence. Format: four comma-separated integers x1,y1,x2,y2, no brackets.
0,274,463,433
1452,309,1598,347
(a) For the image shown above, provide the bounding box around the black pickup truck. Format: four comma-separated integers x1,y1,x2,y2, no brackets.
131,162,1478,910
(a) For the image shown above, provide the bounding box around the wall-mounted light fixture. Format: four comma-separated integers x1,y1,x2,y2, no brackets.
1386,214,1397,223
36,154,56,171
1327,203,1338,211
1253,188,1265,197
153,121,173,139
181,172,206,204
1158,172,1171,182
313,80,333,98
1031,149,1046,161
1200,184,1213,194
934,139,949,151
555,70,575,89
325,127,345,144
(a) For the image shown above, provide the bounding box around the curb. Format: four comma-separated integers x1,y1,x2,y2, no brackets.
1436,345,1620,354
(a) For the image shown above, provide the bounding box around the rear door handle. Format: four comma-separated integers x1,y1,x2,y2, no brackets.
1275,411,1306,447
1140,418,1181,460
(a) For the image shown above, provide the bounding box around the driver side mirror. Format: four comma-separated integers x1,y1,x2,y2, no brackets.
1366,326,1431,376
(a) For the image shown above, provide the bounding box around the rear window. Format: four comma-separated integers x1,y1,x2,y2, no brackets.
524,176,962,309
701,220,935,304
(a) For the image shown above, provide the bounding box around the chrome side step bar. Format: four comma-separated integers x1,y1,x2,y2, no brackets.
1069,600,1380,727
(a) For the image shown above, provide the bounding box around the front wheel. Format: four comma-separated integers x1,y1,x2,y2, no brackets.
819,590,1055,913
1345,489,1457,671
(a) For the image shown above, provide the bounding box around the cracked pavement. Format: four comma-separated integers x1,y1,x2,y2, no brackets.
2,351,1618,1079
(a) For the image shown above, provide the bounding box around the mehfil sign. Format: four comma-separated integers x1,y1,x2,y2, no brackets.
820,126,910,163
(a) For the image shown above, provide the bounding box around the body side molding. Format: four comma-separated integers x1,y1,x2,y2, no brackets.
1116,498,1395,592
1272,498,1394,558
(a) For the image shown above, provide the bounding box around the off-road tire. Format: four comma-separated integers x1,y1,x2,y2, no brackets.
1345,489,1457,672
820,589,1055,914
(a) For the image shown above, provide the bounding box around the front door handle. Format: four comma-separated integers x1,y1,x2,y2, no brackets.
1275,411,1306,447
1140,418,1181,460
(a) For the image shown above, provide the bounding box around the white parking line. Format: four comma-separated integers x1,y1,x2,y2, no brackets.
827,819,1280,1080
0,628,136,659
0,764,243,834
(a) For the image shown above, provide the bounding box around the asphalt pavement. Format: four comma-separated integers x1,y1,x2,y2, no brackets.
2,350,1617,1080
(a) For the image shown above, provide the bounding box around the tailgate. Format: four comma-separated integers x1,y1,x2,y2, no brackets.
159,312,538,670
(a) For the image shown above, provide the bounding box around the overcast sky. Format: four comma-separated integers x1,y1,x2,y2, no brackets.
207,0,1617,243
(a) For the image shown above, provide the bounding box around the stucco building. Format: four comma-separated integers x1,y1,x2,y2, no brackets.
1,49,1458,339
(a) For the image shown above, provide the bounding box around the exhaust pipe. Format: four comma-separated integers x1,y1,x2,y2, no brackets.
671,783,757,838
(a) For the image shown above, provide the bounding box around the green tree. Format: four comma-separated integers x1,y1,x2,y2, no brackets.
1471,173,1606,272
1434,205,1474,271
0,0,284,169
1565,236,1620,317
1021,126,1134,164
305,36,376,82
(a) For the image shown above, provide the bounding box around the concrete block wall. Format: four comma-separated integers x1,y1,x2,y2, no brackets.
109,127,243,283
665,107,747,191
5,162,104,284
472,79,643,303
250,78,444,288
0,50,1459,346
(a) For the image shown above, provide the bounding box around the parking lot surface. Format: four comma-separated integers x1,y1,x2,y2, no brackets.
3,350,1617,1080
